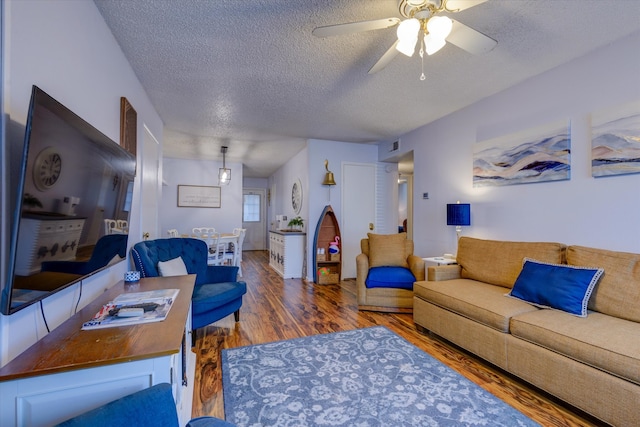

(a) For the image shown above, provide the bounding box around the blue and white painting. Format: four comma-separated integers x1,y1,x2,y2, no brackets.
473,120,571,187
591,101,640,177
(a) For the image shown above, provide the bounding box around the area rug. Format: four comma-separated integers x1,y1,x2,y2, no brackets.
222,327,538,426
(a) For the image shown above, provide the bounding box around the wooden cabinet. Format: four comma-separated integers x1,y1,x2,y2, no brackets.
313,205,341,285
15,215,86,276
269,231,305,278
0,275,195,427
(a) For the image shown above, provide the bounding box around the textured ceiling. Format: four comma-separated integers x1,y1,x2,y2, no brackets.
94,0,640,177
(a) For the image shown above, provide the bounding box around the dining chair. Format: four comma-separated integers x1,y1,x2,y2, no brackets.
223,228,246,275
116,219,128,230
167,229,179,237
192,227,215,237
104,219,117,235
206,232,226,266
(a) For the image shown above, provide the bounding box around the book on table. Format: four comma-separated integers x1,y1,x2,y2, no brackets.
82,289,180,330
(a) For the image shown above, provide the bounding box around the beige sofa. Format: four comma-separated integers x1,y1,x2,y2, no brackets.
413,237,640,426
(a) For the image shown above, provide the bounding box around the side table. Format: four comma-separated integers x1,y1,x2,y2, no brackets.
423,256,457,266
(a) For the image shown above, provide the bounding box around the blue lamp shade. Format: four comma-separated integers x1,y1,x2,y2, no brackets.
447,203,471,226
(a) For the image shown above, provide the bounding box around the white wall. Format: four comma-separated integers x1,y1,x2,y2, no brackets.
160,157,244,235
383,30,640,258
1,0,162,365
244,177,268,189
269,147,309,229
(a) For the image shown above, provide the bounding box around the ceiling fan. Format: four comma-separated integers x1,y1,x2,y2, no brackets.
312,0,497,78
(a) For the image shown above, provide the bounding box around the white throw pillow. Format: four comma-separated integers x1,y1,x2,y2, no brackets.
157,257,188,277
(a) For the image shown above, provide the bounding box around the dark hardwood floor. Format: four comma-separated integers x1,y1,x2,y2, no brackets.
192,250,602,426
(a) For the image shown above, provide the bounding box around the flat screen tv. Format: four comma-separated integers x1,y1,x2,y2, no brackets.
0,85,136,315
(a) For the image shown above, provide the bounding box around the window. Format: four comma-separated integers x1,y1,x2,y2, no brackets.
243,193,261,222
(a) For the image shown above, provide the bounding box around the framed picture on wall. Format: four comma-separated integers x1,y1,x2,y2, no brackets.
120,97,137,157
177,185,221,208
591,100,640,177
473,120,571,187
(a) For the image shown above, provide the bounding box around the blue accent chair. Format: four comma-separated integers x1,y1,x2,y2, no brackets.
130,238,246,340
55,383,235,426
356,234,425,313
40,234,128,275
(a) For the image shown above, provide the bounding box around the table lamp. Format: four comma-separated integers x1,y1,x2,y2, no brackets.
447,201,471,240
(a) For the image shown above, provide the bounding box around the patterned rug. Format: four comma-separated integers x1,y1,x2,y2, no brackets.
222,326,539,426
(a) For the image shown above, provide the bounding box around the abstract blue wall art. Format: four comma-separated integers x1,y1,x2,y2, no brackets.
591,101,640,178
473,120,571,187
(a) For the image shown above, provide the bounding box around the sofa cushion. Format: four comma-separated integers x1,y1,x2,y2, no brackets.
456,237,566,288
507,259,603,317
365,266,416,290
510,309,640,385
413,279,538,332
567,245,640,323
367,233,409,268
158,256,188,277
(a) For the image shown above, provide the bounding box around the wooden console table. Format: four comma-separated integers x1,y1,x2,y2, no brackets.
0,275,196,427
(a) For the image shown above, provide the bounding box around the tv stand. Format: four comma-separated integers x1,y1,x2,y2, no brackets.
0,275,195,427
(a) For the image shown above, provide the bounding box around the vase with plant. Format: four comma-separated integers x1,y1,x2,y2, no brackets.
288,216,304,231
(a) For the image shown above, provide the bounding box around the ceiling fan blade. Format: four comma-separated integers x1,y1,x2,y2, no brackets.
312,18,400,38
444,0,489,12
368,40,400,74
447,19,497,55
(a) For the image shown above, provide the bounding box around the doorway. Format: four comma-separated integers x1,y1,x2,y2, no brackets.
141,125,160,240
242,188,266,250
397,151,414,239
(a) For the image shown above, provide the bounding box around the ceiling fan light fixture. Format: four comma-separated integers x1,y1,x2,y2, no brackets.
397,18,420,41
426,15,453,39
424,33,446,55
396,38,418,56
396,18,420,56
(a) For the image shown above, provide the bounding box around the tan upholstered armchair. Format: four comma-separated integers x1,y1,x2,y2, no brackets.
356,233,425,312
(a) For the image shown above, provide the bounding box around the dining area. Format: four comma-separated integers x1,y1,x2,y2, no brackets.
104,219,128,235
167,227,246,275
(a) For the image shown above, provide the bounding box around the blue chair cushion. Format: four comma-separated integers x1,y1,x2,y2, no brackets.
192,281,247,315
365,266,416,290
55,383,235,427
55,383,179,427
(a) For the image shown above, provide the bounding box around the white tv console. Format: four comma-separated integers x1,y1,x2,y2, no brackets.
0,275,195,427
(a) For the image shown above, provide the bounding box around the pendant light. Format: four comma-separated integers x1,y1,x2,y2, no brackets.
219,146,231,185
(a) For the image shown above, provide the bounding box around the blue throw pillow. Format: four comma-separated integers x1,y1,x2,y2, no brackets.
507,258,604,317
365,266,416,290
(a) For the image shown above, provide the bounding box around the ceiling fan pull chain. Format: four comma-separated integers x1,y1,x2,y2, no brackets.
419,38,426,81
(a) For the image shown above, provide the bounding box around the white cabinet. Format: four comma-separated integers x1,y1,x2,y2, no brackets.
15,216,86,276
269,231,305,278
